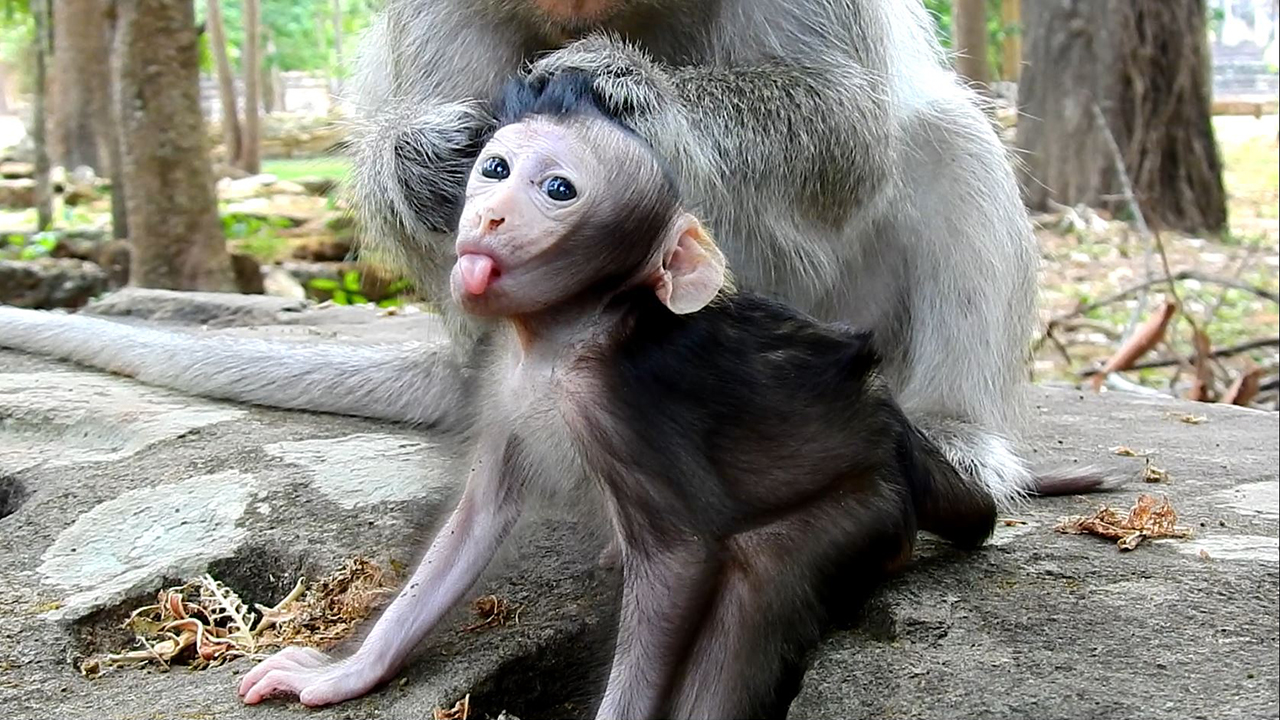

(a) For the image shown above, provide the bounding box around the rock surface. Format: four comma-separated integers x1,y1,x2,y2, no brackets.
0,258,108,309
0,290,1276,720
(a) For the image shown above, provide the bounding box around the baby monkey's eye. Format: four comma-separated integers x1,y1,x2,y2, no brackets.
480,156,510,180
543,176,577,202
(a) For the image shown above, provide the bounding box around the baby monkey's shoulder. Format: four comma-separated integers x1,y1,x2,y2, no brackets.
616,291,883,389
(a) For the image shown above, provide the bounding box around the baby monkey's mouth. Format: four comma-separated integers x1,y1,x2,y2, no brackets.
456,251,502,296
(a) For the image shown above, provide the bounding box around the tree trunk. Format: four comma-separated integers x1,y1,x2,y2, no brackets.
113,0,234,291
32,0,54,231
263,32,283,114
205,0,241,164
1000,0,1021,82
239,0,262,174
104,0,128,240
952,0,991,87
49,0,115,172
1016,0,1227,233
330,0,343,98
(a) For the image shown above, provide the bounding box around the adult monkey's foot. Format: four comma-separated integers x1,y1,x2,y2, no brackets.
237,646,389,706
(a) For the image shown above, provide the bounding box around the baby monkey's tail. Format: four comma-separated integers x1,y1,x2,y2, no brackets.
900,426,999,551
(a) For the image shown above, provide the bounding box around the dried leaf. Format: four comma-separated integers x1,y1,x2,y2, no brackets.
1176,414,1208,425
1142,461,1170,483
1056,494,1192,551
1091,300,1178,391
463,595,521,633
254,557,396,650
434,693,471,720
1111,446,1153,458
1222,363,1264,406
1000,519,1028,527
80,557,396,678
197,575,256,650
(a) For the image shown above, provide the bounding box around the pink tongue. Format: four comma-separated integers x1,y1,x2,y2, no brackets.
458,253,497,296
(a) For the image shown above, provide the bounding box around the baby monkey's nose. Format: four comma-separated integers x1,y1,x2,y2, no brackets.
479,209,505,234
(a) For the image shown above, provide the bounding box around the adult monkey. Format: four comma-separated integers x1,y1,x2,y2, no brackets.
2,4,1042,503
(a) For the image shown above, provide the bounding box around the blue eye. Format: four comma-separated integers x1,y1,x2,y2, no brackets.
543,176,577,202
480,156,510,180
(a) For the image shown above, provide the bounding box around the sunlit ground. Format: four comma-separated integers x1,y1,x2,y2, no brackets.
1032,114,1279,399
261,157,351,182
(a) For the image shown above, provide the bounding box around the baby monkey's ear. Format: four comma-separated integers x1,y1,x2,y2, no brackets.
654,213,726,314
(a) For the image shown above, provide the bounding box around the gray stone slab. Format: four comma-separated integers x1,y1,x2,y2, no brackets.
1,303,1276,720
789,389,1279,720
0,349,616,720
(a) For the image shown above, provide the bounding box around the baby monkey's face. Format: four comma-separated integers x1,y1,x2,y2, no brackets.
452,117,605,318
451,114,726,321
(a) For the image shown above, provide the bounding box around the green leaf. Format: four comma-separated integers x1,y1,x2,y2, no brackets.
308,277,341,291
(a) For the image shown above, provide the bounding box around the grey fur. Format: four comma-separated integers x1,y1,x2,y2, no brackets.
0,0,1040,508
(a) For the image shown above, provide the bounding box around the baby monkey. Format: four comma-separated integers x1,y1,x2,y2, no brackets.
238,73,998,719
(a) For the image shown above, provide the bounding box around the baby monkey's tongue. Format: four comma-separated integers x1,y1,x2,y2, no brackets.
458,253,497,295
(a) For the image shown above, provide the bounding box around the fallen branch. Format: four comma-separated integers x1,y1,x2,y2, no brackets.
1090,300,1178,391
1187,329,1214,401
1222,363,1264,406
1177,270,1279,305
1079,337,1280,376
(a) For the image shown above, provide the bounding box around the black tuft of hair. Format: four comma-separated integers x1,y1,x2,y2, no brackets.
489,70,681,203
494,71,626,129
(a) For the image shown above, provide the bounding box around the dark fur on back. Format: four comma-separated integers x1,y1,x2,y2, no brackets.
596,289,997,550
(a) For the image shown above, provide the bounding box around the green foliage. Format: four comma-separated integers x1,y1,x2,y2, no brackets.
197,0,376,75
262,157,351,182
0,1,32,82
309,271,411,307
222,211,291,259
4,230,57,260
308,269,367,305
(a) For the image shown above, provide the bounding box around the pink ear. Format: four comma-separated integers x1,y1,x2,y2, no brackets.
656,215,726,314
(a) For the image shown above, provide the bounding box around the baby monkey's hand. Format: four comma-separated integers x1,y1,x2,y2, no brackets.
525,33,676,123
237,646,389,707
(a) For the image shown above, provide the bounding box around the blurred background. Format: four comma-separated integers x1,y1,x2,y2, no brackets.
0,0,1276,409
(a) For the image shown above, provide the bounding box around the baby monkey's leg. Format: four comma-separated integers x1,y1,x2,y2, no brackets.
594,542,718,720
669,502,914,719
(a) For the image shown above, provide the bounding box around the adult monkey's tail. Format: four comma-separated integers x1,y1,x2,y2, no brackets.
0,305,473,430
1030,464,1139,497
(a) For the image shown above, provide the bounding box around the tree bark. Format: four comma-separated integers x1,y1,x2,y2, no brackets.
205,0,242,164
239,0,262,174
113,0,234,290
32,0,54,231
1016,0,1227,233
952,0,991,87
49,0,115,172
